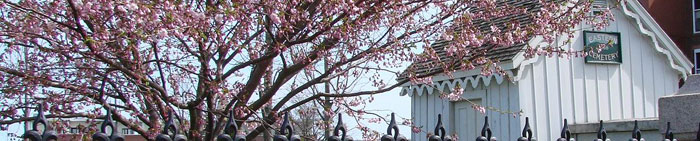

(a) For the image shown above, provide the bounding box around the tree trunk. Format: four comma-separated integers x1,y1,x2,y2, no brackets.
189,107,202,141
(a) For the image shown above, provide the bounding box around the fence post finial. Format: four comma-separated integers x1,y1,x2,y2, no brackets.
517,117,534,141
329,113,352,141
280,113,292,138
381,113,407,141
34,104,46,131
428,114,452,141
596,120,607,141
102,110,124,141
23,104,57,141
665,122,675,141
435,114,444,138
334,113,346,138
165,112,177,135
629,120,642,141
477,116,496,141
100,110,116,135
217,110,245,141
557,119,571,141
156,112,186,141
274,113,300,141
696,122,699,141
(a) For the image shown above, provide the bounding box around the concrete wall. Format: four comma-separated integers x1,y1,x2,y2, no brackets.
658,75,700,140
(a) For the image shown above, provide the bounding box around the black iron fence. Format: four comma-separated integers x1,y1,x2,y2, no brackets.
18,106,700,141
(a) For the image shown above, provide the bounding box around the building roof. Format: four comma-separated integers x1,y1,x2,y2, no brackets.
397,1,541,81
399,0,695,97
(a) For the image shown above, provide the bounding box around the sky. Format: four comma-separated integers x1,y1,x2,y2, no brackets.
344,87,413,139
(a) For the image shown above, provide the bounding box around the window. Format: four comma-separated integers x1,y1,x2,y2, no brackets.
70,128,79,134
590,0,609,30
122,128,133,135
593,0,608,8
694,49,700,73
694,0,700,33
592,0,608,14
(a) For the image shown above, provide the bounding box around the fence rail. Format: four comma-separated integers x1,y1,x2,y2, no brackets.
19,106,700,141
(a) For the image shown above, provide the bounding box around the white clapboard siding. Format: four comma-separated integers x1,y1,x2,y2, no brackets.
619,17,634,119
518,64,537,138
516,4,681,140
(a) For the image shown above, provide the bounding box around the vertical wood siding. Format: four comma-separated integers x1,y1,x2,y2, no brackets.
517,7,681,140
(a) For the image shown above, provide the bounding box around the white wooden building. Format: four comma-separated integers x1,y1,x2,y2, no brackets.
400,0,694,140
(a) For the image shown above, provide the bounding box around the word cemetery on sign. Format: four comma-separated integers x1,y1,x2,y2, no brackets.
583,31,622,64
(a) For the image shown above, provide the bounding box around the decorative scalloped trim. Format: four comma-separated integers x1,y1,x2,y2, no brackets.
399,71,512,97
619,0,691,79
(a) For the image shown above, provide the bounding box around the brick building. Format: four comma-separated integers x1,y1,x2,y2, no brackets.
638,0,700,73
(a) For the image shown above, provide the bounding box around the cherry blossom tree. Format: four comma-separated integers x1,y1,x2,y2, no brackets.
0,0,612,140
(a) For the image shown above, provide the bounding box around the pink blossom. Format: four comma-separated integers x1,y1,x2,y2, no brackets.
451,134,460,140
472,104,487,114
269,14,281,24
116,5,127,13
367,118,382,123
444,87,464,101
157,29,168,38
411,126,422,133
401,119,413,126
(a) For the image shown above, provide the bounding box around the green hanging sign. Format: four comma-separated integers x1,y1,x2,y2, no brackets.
583,31,622,64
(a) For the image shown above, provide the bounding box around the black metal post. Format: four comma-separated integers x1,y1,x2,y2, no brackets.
629,120,643,141
156,112,187,141
595,120,608,141
273,113,300,141
328,114,352,141
217,110,246,141
428,114,453,141
476,116,496,141
92,109,124,141
380,113,407,141
557,119,572,141
695,122,699,141
664,122,676,141
21,105,57,141
517,117,535,141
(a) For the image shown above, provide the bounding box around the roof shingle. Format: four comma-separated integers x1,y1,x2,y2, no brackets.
398,1,542,81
